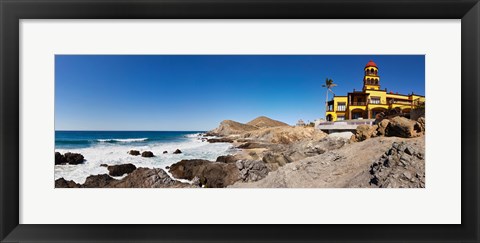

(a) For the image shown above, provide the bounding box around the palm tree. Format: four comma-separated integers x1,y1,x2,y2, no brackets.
322,78,337,107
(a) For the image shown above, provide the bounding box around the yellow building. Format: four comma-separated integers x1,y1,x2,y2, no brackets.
325,60,425,122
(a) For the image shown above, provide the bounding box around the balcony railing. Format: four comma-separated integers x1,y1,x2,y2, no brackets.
350,102,366,106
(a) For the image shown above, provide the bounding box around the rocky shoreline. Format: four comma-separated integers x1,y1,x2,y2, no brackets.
55,116,426,188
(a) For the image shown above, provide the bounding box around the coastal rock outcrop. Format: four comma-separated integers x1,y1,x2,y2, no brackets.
141,151,154,157
114,168,188,188
55,167,192,188
128,150,141,156
173,149,182,154
235,160,269,182
169,159,240,188
55,152,85,165
107,163,137,176
369,141,425,188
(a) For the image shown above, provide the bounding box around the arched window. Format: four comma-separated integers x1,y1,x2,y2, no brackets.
374,70,378,75
371,68,374,73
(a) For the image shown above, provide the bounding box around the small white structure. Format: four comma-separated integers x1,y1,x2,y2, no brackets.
296,119,306,127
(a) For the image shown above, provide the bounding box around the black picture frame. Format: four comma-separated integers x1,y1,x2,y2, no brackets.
1,0,479,242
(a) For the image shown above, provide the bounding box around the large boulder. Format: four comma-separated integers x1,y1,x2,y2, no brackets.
128,150,140,156
235,160,269,182
169,159,240,188
173,149,182,154
385,117,418,138
141,151,154,157
353,124,378,142
63,152,85,164
107,163,137,176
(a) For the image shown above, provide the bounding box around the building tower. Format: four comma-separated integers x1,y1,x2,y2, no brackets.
363,60,380,91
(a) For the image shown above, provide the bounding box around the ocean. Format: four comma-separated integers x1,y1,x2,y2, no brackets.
55,131,234,184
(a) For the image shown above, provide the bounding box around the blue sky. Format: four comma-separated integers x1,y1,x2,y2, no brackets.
55,55,425,131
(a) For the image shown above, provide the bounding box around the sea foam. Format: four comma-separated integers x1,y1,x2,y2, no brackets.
55,135,233,184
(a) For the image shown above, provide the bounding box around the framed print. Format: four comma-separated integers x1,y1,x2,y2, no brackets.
1,0,479,242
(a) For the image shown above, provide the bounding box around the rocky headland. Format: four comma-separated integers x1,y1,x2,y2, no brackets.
55,116,426,188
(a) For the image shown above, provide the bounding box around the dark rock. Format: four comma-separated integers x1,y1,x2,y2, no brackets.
169,159,240,188
100,164,108,167
207,138,234,143
55,152,67,165
55,178,80,188
63,152,85,164
141,151,154,157
83,174,118,188
216,155,238,163
173,149,182,154
107,163,137,176
128,150,141,156
114,168,189,188
163,151,168,154
165,166,170,170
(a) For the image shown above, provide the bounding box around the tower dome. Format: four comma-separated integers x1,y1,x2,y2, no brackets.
365,60,377,68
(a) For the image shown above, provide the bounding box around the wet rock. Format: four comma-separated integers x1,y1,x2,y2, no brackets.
141,151,154,157
169,159,240,188
55,152,67,165
163,151,168,154
128,150,140,156
173,149,182,154
63,152,85,165
100,164,108,167
107,163,137,176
